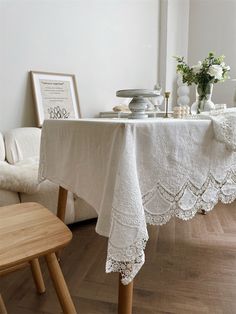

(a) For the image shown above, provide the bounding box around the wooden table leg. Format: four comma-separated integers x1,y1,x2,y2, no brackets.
118,274,133,314
45,252,77,314
56,186,68,259
57,186,68,222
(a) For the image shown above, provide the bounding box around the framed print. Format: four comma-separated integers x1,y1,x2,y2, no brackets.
30,71,81,127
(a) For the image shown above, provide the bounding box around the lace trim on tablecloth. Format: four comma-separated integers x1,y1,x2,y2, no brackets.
106,204,148,285
106,169,236,285
143,170,236,225
211,111,236,151
106,238,147,285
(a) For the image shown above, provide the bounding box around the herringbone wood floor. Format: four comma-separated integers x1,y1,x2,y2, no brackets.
1,201,236,313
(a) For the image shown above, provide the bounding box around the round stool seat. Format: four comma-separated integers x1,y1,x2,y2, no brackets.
0,202,72,270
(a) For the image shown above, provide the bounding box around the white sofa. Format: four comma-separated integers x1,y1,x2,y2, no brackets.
0,127,97,224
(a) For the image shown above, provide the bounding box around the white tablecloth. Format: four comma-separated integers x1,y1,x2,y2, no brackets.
39,118,236,284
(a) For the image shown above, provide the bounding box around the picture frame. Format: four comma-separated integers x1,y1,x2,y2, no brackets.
30,71,81,127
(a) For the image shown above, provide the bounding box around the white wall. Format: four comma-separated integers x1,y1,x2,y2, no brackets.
188,0,236,106
0,0,159,132
159,0,189,108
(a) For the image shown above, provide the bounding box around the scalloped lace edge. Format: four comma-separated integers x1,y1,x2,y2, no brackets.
106,171,236,285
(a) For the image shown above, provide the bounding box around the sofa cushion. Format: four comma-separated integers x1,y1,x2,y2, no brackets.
74,196,97,222
0,132,5,161
0,189,20,206
5,128,41,164
20,181,75,225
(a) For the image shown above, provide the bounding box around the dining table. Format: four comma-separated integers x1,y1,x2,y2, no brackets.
39,116,236,314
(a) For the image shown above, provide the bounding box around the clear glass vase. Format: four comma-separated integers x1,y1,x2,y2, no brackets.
191,83,215,114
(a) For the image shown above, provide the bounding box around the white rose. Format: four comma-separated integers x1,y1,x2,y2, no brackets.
208,65,223,80
192,61,202,74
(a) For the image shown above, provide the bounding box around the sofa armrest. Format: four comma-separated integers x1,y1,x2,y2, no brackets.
0,132,5,161
4,127,41,164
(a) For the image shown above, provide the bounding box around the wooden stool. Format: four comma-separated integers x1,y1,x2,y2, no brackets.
0,202,77,314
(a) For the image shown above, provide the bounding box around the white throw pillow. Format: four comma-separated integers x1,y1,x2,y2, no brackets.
0,158,39,194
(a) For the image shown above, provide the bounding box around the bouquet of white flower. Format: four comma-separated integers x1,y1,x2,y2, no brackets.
174,52,230,113
175,52,230,86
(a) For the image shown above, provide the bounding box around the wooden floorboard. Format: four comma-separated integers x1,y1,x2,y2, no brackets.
1,202,236,313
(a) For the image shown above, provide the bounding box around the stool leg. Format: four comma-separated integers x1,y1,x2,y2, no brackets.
30,258,46,294
0,294,7,314
45,252,76,314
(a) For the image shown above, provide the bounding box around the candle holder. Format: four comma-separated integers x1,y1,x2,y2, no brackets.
164,92,171,118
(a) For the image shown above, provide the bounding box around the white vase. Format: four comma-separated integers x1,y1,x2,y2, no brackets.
177,74,190,107
191,83,215,114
